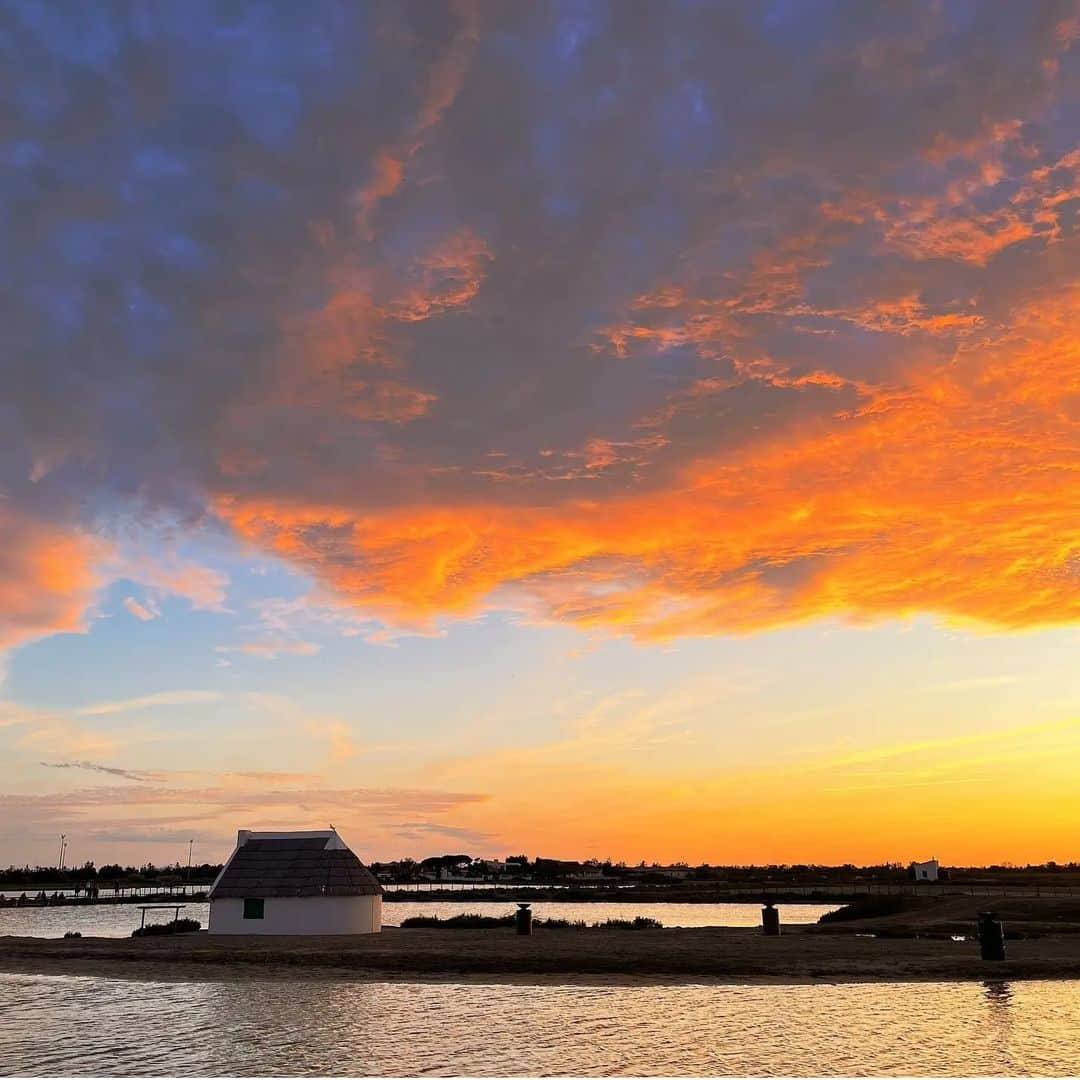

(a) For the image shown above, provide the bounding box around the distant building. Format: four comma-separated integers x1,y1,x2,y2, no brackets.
208,829,382,935
649,865,692,880
473,859,512,876
569,867,606,882
909,858,940,882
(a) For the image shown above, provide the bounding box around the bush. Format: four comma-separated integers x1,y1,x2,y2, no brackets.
593,916,663,930
400,913,515,928
131,917,201,937
63,931,82,939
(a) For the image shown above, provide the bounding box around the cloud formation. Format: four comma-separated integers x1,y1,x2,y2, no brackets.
1,1,1078,648
39,760,153,782
72,691,223,718
0,777,491,858
123,596,160,621
215,640,321,659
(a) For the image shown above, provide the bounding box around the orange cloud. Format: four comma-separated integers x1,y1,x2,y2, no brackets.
216,282,1080,639
356,0,481,229
254,226,491,441
213,121,1080,643
388,229,493,323
876,144,1080,265
0,511,102,651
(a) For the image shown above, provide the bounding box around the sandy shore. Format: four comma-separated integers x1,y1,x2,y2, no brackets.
4,924,1080,985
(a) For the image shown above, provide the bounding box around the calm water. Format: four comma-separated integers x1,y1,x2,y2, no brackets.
0,901,837,938
2,973,1078,1075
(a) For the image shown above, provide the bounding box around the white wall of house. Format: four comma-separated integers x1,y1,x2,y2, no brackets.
209,894,381,935
911,859,940,882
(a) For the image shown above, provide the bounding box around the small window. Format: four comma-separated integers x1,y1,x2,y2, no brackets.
243,897,265,920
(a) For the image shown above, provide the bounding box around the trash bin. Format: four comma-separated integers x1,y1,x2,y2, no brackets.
762,900,781,936
515,903,533,935
977,911,1006,961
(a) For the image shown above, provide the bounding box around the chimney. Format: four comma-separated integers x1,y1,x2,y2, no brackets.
237,830,251,847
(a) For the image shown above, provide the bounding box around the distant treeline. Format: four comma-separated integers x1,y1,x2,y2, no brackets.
0,861,223,888
370,855,1080,885
5,856,1080,890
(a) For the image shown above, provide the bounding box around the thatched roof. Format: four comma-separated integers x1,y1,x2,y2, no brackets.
209,831,382,899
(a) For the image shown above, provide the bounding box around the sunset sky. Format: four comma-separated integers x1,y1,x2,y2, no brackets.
1,1,1078,870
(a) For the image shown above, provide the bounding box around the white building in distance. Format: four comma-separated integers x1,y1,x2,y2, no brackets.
208,829,382,935
909,858,940,882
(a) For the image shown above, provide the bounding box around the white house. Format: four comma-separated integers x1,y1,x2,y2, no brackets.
909,858,940,883
208,829,383,935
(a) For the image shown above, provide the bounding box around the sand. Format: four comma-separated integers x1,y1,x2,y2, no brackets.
4,924,1080,985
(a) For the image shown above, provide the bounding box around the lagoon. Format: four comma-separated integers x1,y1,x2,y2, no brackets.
2,972,1079,1075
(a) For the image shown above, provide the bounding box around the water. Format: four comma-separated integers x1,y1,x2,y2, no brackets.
0,902,837,939
1,973,1078,1075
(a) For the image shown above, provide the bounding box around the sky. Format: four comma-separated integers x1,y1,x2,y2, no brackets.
1,0,1078,870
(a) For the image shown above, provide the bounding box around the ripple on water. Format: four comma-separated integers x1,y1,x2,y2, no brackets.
2,974,1080,1076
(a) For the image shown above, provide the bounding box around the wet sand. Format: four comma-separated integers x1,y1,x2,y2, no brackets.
4,925,1080,985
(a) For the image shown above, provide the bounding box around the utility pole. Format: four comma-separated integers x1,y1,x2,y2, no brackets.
57,834,67,873
186,839,193,884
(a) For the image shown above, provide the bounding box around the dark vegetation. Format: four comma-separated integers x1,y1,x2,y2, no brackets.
8,852,1080,899
373,855,1080,887
0,861,221,891
131,918,201,937
398,912,663,929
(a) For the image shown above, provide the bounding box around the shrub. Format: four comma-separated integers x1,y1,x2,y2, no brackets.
593,916,663,929
400,913,515,929
63,931,82,939
131,917,201,937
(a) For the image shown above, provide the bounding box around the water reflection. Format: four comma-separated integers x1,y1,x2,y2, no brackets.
2,974,1079,1076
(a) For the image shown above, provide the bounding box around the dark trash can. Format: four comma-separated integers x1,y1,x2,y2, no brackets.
978,911,1006,961
762,900,781,936
515,903,533,935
